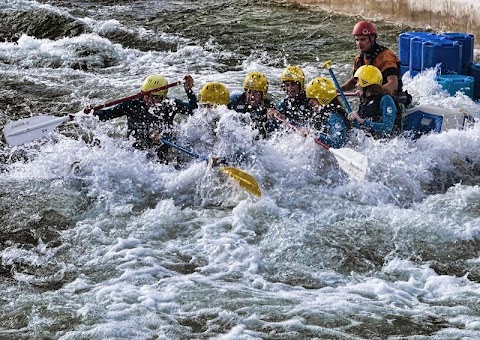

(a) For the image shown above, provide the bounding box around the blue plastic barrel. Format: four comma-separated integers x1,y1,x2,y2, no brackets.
439,33,474,74
435,74,474,98
408,34,442,71
398,32,435,66
422,40,462,74
407,68,420,78
469,62,480,99
404,111,444,137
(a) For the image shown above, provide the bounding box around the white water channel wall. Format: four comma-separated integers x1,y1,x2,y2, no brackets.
285,0,480,47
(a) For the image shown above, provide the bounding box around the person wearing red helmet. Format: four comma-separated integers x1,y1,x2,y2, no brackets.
341,21,411,105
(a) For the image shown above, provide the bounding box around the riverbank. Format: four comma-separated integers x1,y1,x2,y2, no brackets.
282,0,480,47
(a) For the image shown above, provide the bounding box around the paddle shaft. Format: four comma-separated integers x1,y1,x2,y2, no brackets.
160,138,208,161
278,115,331,150
312,135,331,150
3,81,183,146
91,81,182,111
275,114,367,182
322,61,353,113
159,138,261,196
327,68,353,113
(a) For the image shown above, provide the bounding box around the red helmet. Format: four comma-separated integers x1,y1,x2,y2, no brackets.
352,21,377,37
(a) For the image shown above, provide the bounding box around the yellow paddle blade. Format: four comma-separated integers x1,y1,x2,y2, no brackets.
219,166,262,197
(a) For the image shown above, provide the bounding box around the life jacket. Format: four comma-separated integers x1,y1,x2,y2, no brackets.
313,103,352,131
229,93,249,113
354,43,403,91
358,94,402,137
229,92,278,139
354,43,411,105
279,91,311,124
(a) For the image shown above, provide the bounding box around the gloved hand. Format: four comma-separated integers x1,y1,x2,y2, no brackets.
209,157,227,168
83,105,94,114
183,74,194,92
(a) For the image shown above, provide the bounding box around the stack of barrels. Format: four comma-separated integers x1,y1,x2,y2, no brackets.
398,32,479,100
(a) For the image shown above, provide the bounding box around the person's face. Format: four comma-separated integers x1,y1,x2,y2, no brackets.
245,89,263,107
355,82,365,96
144,94,164,106
283,81,301,98
308,98,320,111
354,35,373,53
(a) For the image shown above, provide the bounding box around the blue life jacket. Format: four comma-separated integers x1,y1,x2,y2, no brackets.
357,93,401,138
312,103,348,148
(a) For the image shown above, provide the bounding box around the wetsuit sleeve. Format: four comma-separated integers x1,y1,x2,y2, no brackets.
173,89,198,115
315,113,347,149
363,95,397,136
93,101,135,121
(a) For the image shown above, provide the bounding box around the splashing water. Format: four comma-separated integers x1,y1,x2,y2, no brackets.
1,1,480,339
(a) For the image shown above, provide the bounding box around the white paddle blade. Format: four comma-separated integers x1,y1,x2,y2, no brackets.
329,147,368,182
3,115,70,146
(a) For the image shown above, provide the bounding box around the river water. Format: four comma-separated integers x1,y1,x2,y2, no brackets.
1,0,480,339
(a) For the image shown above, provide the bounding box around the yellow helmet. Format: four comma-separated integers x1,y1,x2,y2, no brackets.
281,65,305,89
354,65,383,87
243,71,268,95
198,82,230,106
306,77,337,105
141,74,168,98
